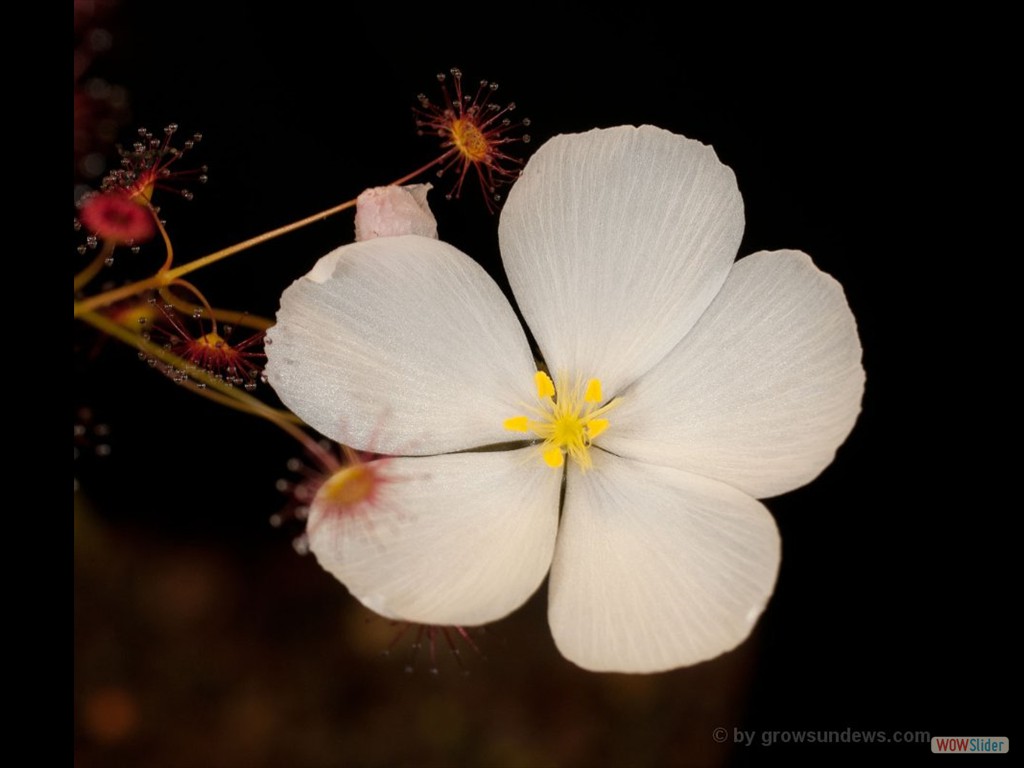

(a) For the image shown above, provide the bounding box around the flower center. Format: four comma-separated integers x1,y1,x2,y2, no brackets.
503,372,619,471
318,464,376,506
450,117,489,162
197,332,226,348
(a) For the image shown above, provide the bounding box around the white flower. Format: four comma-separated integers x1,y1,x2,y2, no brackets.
266,125,864,673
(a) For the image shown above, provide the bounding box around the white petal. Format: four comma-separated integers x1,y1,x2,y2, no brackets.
548,452,779,673
599,250,864,498
500,125,744,396
266,236,537,454
307,449,561,626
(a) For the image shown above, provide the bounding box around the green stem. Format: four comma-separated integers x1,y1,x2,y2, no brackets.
81,309,304,432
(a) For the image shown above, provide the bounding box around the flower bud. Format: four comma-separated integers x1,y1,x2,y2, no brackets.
354,184,437,241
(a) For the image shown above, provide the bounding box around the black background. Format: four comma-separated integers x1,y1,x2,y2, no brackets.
75,3,1012,766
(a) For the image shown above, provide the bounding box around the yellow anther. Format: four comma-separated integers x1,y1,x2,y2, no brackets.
584,378,603,403
587,418,609,440
543,447,565,468
503,416,529,432
535,371,555,399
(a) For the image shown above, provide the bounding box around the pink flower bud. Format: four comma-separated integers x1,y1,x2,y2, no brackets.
354,184,438,242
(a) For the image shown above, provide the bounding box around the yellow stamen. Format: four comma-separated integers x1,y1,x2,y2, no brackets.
543,447,565,468
535,371,555,399
503,416,529,432
503,374,620,471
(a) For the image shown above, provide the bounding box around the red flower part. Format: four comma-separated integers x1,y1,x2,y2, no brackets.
102,124,206,204
150,303,265,390
384,622,483,675
78,191,156,245
414,68,532,212
174,330,264,388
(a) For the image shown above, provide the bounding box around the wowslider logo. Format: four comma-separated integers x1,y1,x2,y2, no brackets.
931,737,1009,754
